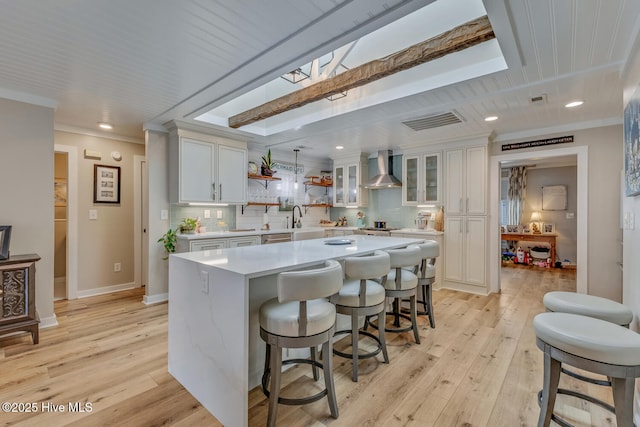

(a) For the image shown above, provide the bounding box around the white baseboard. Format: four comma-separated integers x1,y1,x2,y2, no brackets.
76,282,139,299
143,293,168,305
39,315,59,329
442,281,489,295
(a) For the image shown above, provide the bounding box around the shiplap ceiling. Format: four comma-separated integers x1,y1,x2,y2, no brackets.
0,0,638,158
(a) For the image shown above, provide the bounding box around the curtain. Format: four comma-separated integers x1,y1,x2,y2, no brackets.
507,166,527,225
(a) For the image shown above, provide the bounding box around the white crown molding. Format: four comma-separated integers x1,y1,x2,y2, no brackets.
491,117,622,143
55,124,144,144
0,88,57,109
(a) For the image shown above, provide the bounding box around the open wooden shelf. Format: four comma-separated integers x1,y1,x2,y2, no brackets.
242,202,280,214
303,180,331,187
248,174,281,181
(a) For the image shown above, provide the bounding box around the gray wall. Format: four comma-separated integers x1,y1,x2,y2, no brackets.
0,98,55,323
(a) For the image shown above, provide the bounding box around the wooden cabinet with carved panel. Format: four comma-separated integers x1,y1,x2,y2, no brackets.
0,254,40,344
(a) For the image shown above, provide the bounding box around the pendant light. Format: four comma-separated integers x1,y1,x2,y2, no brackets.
293,148,300,189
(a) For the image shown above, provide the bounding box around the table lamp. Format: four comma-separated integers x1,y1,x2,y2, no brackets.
530,211,542,234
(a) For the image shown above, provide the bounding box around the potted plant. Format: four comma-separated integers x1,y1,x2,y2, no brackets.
178,217,198,234
157,228,177,260
261,149,276,176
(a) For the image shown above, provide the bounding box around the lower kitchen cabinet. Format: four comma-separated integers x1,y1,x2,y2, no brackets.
324,229,354,238
178,235,261,252
443,216,486,289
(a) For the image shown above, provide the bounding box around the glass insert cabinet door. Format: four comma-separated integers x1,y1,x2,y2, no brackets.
334,165,345,205
423,154,439,202
405,156,419,203
347,164,357,204
402,152,441,205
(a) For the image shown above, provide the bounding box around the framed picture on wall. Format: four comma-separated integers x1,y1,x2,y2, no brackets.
93,164,121,204
543,223,556,234
624,83,640,196
0,225,12,260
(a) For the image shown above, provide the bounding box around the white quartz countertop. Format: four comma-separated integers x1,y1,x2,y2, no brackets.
171,234,423,278
176,226,359,240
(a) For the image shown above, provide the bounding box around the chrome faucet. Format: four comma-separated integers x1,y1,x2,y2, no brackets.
292,205,302,228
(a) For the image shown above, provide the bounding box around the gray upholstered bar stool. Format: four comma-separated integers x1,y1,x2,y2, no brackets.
368,245,421,344
540,291,634,425
330,250,390,382
534,312,640,427
410,240,439,328
259,260,343,427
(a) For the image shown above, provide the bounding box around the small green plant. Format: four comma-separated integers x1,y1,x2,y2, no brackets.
157,228,177,260
178,217,198,234
261,149,276,176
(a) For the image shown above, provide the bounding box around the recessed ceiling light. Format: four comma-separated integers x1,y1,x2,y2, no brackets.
98,122,113,130
565,101,584,108
484,116,498,122
335,146,344,150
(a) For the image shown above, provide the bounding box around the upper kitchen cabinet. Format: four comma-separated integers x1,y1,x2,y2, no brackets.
332,153,369,208
444,145,486,215
402,152,441,206
168,122,248,204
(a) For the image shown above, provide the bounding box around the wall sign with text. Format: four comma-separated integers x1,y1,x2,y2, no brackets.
502,135,574,151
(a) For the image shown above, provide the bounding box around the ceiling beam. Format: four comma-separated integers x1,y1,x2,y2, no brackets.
229,15,495,129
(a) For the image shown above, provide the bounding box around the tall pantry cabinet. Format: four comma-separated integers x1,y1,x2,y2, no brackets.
443,143,487,292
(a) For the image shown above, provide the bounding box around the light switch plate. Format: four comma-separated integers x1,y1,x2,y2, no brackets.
204,209,211,219
216,210,223,219
89,209,98,220
160,209,168,220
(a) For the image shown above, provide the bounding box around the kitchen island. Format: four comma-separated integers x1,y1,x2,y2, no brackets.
168,234,423,427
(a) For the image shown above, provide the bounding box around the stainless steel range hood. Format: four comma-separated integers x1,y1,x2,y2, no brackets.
362,150,402,189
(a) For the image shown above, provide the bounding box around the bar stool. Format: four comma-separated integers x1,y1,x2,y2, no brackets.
330,250,390,382
407,240,439,328
259,260,343,427
540,291,634,426
534,312,640,427
368,245,421,344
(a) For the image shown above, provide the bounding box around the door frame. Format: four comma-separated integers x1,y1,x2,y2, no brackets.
489,145,588,294
54,144,78,299
134,155,146,290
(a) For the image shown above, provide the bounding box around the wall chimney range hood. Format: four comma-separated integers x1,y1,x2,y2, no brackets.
363,150,402,189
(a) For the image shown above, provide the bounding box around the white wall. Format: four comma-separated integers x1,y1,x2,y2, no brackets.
0,98,56,324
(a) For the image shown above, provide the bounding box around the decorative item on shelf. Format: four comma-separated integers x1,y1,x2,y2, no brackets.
433,206,444,232
543,223,556,234
356,211,366,228
248,161,259,176
178,217,198,234
260,149,275,176
157,228,177,260
321,174,332,185
530,211,542,234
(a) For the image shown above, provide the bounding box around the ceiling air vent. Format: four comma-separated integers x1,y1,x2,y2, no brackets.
402,111,463,131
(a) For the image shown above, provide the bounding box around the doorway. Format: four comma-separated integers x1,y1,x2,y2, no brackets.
133,155,148,296
53,144,78,300
489,146,588,294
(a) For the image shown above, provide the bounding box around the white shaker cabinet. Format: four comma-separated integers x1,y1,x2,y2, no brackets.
444,145,486,215
169,123,247,204
402,152,441,206
332,153,369,207
443,216,486,287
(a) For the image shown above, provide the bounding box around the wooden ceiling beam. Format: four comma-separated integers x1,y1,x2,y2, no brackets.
228,15,495,129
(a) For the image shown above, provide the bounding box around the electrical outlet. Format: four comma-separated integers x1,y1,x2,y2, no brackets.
204,209,211,219
89,210,98,220
200,271,209,294
114,262,121,272
216,210,223,219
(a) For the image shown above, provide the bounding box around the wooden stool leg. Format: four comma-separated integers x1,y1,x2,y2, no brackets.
311,346,319,381
267,343,282,427
351,313,359,382
322,339,339,418
426,283,435,328
611,377,635,427
410,294,420,344
379,307,389,363
538,350,561,427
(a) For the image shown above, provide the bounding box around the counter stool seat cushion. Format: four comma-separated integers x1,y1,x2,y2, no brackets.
384,269,418,290
543,291,633,326
533,312,640,366
331,279,386,308
260,298,335,338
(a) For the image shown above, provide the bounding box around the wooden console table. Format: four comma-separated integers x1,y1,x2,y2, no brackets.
501,233,557,265
0,254,40,344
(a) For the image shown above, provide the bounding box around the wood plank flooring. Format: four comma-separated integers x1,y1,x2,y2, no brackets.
0,266,614,426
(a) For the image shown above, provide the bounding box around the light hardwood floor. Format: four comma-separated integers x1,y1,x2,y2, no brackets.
1,266,615,426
